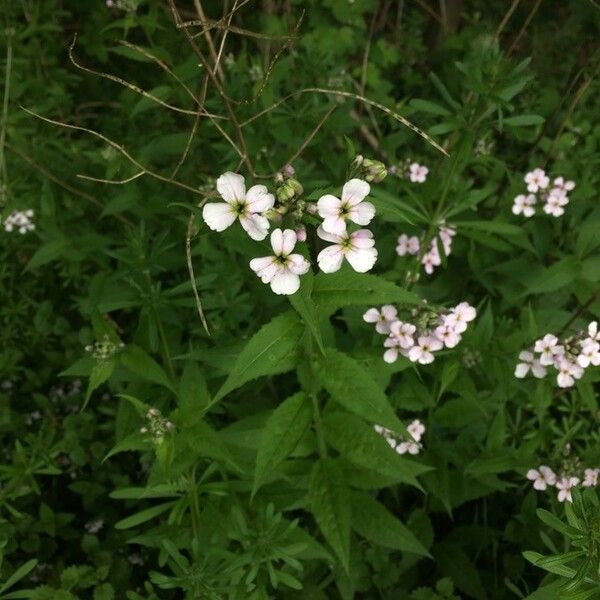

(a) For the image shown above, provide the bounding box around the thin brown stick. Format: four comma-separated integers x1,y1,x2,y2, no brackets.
493,0,522,40
557,290,600,338
507,0,543,55
171,112,201,179
77,171,146,185
213,0,238,76
186,213,211,335
178,0,252,33
193,0,225,80
5,141,134,228
413,0,444,27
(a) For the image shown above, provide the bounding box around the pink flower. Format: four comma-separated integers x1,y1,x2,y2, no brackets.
577,340,600,368
434,324,461,348
444,303,476,334
396,440,420,455
583,468,599,487
396,234,420,256
249,228,310,295
389,320,416,348
512,193,536,217
534,334,564,366
421,247,441,274
553,176,575,192
543,192,569,217
317,179,375,235
556,359,584,388
408,163,428,183
363,306,398,335
407,419,425,442
316,227,377,273
408,336,443,364
527,465,556,490
556,476,579,503
202,172,274,240
524,168,549,193
514,350,546,379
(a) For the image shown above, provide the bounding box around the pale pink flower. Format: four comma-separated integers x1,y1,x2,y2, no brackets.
434,324,461,348
363,305,398,334
396,234,420,256
524,168,549,193
588,321,600,343
577,340,600,368
408,163,428,183
515,350,547,379
553,177,575,192
249,228,310,295
527,465,556,490
534,334,564,366
202,172,274,240
556,476,579,503
421,248,441,274
543,192,569,217
512,193,536,217
317,179,375,235
407,419,425,442
396,440,420,455
389,320,416,348
316,227,377,273
438,225,455,254
582,468,599,487
295,226,307,242
383,336,407,364
444,303,476,334
556,359,584,388
408,336,443,364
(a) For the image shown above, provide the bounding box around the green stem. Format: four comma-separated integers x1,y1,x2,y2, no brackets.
311,392,328,459
0,31,13,195
189,467,202,548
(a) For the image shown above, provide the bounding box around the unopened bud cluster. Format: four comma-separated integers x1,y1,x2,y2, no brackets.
85,335,124,362
140,407,175,444
350,155,387,183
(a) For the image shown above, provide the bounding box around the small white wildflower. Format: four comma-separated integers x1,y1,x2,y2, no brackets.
556,476,579,503
363,306,398,335
515,350,547,379
526,465,556,490
316,227,377,273
512,193,536,217
524,168,549,193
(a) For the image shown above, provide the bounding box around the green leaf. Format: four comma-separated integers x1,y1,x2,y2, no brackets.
288,270,325,354
523,257,580,296
26,238,69,270
323,412,430,488
103,432,150,462
253,392,313,497
536,508,580,538
317,348,403,431
350,491,430,556
0,559,37,594
308,459,351,572
120,345,174,391
114,501,175,530
312,271,419,316
503,114,544,126
83,359,115,409
178,361,211,422
409,98,452,116
212,311,304,403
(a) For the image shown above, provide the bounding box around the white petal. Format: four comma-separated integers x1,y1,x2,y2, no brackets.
216,172,245,203
341,178,370,206
514,363,529,378
317,245,345,273
287,254,310,275
246,185,275,213
321,216,347,235
348,201,375,226
316,226,344,244
349,229,375,249
240,213,270,240
383,348,398,363
270,271,300,295
249,256,279,283
363,308,380,323
202,202,237,232
317,194,342,218
280,229,298,255
346,247,377,273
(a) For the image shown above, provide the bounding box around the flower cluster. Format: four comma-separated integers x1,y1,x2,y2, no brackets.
527,464,599,503
364,301,476,364
374,419,426,455
140,407,175,445
2,209,35,234
396,223,455,275
515,321,599,388
85,335,124,362
512,169,575,218
389,159,429,183
202,169,380,295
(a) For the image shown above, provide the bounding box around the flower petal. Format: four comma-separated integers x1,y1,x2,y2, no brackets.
317,245,344,273
246,185,275,213
341,178,370,206
202,202,237,232
317,194,342,218
349,229,375,249
270,271,300,295
346,247,377,273
316,225,343,244
216,172,245,203
280,229,297,255
240,213,270,241
321,215,347,235
348,200,375,226
249,256,279,284
287,254,310,275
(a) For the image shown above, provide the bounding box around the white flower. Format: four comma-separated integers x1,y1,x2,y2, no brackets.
556,476,579,503
396,440,420,455
534,334,564,366
583,468,599,487
317,179,375,235
383,334,412,363
438,225,455,254
444,302,476,334
3,209,35,234
588,321,600,343
514,350,547,378
512,193,536,217
577,340,600,368
524,168,549,193
202,172,274,240
408,335,443,364
553,176,575,192
249,229,310,295
408,163,428,183
434,324,461,348
396,234,420,256
407,419,425,442
527,465,556,490
543,192,569,217
556,359,584,388
389,320,416,348
316,226,377,273
363,305,398,334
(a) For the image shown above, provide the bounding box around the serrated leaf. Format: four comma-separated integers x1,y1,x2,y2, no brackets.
120,345,174,391
114,501,175,530
83,359,115,409
288,271,325,354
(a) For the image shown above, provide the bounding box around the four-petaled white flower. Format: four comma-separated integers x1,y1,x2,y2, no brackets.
390,321,416,349
444,302,476,334
577,340,600,368
249,229,310,295
396,234,420,256
316,226,377,273
556,476,579,503
203,172,274,240
512,193,536,217
408,163,428,183
552,177,575,192
434,324,461,348
524,168,549,193
526,465,556,490
556,359,584,388
583,468,599,488
363,305,398,334
317,179,375,235
383,335,407,363
543,192,569,217
396,440,420,455
407,419,425,442
515,350,546,379
534,334,564,366
408,336,443,364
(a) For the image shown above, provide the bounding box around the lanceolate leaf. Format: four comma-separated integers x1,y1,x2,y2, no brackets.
253,392,313,497
308,459,351,572
120,345,174,392
213,311,305,402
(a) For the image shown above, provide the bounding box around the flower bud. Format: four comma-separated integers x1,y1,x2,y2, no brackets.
362,158,387,183
282,164,295,178
276,178,304,203
295,226,307,242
